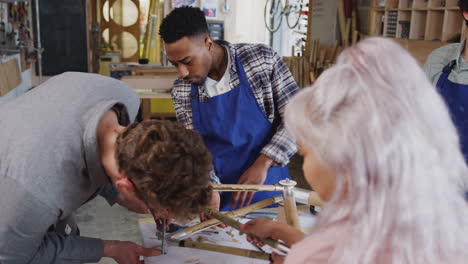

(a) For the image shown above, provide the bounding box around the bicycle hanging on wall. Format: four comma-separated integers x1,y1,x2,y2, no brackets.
264,0,303,33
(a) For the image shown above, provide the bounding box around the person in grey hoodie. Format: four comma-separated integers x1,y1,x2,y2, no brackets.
0,72,213,264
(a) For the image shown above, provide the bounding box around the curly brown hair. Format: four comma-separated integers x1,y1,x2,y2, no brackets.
115,120,213,220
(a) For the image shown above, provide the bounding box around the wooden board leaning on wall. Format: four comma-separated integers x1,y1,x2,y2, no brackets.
283,36,453,89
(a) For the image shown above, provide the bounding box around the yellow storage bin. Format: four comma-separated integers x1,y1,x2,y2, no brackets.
149,98,175,113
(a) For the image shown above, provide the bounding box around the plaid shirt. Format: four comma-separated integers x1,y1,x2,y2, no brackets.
172,40,299,169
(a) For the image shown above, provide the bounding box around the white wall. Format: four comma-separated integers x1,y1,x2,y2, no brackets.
223,0,269,45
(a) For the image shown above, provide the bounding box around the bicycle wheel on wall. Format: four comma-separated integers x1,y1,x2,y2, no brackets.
264,0,283,33
285,0,302,29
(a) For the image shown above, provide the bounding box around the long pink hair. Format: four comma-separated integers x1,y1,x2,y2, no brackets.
285,37,468,263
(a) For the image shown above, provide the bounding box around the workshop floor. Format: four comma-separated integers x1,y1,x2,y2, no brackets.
77,154,307,264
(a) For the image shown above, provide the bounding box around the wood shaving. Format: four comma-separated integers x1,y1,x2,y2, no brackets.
184,259,201,263
226,231,234,238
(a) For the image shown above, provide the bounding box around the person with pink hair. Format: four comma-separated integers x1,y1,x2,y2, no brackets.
241,37,468,264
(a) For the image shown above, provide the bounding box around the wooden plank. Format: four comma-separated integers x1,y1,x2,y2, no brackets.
345,18,351,47
338,0,347,46
121,75,177,91
0,59,21,96
442,10,464,42
304,0,314,61
425,10,444,41
391,38,450,65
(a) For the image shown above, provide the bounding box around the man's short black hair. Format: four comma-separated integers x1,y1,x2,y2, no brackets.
460,0,468,25
460,0,468,12
159,6,209,44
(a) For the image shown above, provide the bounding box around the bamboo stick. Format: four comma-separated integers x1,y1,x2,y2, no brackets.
179,239,271,261
170,196,283,240
352,30,359,45
304,0,313,60
212,184,281,192
303,56,310,87
344,18,351,47
204,208,290,253
286,187,323,206
212,184,324,207
308,191,323,207
283,196,300,229
330,40,339,63
337,0,347,46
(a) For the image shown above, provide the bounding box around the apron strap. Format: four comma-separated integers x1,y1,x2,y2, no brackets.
436,60,456,91
190,84,199,99
443,60,456,73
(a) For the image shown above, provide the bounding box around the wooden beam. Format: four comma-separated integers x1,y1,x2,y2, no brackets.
304,0,314,62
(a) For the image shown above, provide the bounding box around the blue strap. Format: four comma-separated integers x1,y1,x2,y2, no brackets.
436,60,456,92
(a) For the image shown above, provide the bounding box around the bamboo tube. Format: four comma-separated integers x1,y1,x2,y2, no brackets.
303,57,310,87
292,187,323,207
170,196,283,240
212,184,282,192
352,30,359,45
283,195,300,229
337,0,347,46
212,184,324,207
280,180,300,229
309,69,316,84
180,239,271,261
204,208,290,253
308,192,323,207
313,39,320,67
344,18,351,47
330,40,339,63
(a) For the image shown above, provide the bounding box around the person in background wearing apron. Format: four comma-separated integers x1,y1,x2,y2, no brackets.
424,0,468,199
159,7,299,211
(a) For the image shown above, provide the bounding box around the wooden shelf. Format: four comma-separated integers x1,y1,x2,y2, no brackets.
410,11,427,39
397,11,412,38
369,0,464,43
399,0,412,9
413,0,429,8
425,10,444,40
446,0,459,7
442,10,464,41
428,0,445,8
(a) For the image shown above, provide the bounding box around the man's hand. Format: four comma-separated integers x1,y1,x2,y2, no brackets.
200,191,226,228
231,154,273,209
103,240,160,264
115,192,148,214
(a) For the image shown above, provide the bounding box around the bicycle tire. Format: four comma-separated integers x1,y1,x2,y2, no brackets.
264,0,283,33
285,1,302,29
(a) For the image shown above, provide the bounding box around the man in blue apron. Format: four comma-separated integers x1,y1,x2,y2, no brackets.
160,7,299,211
424,0,468,199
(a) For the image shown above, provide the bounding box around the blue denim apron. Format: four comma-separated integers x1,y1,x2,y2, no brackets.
190,54,290,211
436,61,468,160
436,60,468,199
